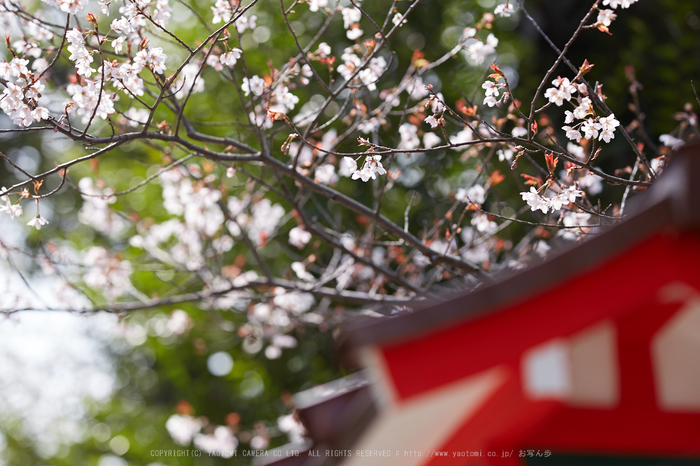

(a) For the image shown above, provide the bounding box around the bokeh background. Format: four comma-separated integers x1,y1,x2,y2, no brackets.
1,0,698,465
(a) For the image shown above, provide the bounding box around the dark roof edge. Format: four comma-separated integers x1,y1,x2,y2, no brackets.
338,143,700,369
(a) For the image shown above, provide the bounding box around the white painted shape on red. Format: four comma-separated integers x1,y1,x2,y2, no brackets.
342,361,506,466
569,320,619,408
652,293,700,411
522,339,572,400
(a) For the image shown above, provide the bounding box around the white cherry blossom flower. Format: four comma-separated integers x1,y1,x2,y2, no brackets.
358,68,378,91
563,125,583,143
308,0,328,12
166,415,202,446
392,13,407,26
559,186,584,204
316,42,331,58
498,148,514,162
456,184,486,205
424,114,439,128
598,114,620,143
398,123,420,150
494,2,514,17
597,9,617,27
346,27,363,40
471,212,497,234
235,14,256,34
423,132,442,149
581,118,601,140
211,0,232,24
351,155,386,182
512,126,528,137
292,262,314,281
193,427,237,457
602,0,638,9
544,77,577,106
339,157,358,177
56,0,86,15
289,227,312,248
567,142,586,160
274,85,299,110
0,189,22,219
112,36,125,53
659,134,685,150
521,187,550,214
342,7,361,29
66,28,94,77
242,75,265,96
358,117,381,134
464,33,498,65
314,164,338,185
450,127,474,148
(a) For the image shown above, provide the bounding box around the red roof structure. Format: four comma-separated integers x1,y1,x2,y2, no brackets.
262,144,700,466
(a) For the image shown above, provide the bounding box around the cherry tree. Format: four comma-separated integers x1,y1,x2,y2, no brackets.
0,0,697,457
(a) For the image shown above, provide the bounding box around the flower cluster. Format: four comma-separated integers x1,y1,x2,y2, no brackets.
564,113,620,143
482,79,507,107
602,0,639,8
544,77,581,107
0,58,50,127
342,156,387,182
66,28,94,77
520,185,584,214
463,32,499,65
0,188,23,219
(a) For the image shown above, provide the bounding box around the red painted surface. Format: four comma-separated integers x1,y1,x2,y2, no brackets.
376,231,700,463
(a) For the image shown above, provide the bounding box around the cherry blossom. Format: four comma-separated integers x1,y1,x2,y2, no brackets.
342,7,361,29
659,134,685,150
351,155,387,182
456,184,486,205
289,227,312,249
67,79,116,122
193,427,237,458
0,0,689,453
494,2,514,17
498,148,514,162
424,114,439,128
66,28,94,77
339,157,358,177
235,14,256,34
563,125,583,143
581,118,601,140
83,247,133,300
598,114,620,142
464,34,498,65
173,63,205,99
211,0,232,24
521,187,551,214
242,75,265,97
597,9,617,27
482,80,502,107
392,13,407,26
423,132,442,149
398,123,420,150
0,189,22,219
314,164,338,185
308,0,328,12
219,48,243,67
544,77,577,106
602,0,639,9
471,212,497,234
450,127,474,148
166,415,202,445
